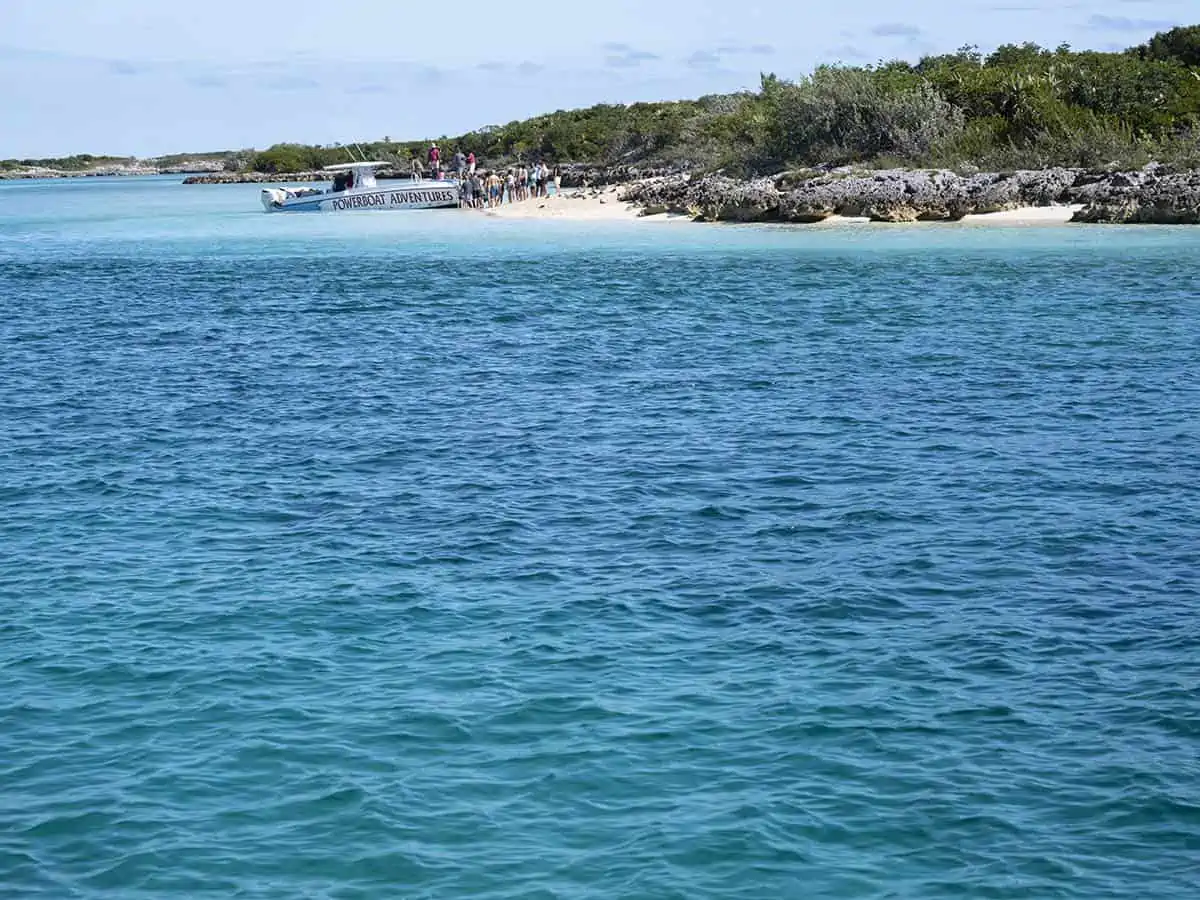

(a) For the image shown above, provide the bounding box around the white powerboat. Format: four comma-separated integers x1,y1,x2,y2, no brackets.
260,162,459,212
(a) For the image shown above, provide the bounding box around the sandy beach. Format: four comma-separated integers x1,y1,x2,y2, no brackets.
959,204,1084,224
485,188,1085,225
485,186,689,222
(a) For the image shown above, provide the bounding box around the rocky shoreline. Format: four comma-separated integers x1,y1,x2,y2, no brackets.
190,162,1196,224
12,157,1198,224
613,165,1200,225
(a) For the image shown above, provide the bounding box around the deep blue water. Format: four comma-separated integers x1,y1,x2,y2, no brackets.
1,175,1198,898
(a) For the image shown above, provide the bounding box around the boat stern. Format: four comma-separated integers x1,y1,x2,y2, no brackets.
261,188,286,212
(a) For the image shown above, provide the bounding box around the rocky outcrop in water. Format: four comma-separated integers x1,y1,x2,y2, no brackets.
1068,168,1200,224
619,165,1200,224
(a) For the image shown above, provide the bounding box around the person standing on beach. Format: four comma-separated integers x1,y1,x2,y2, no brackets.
553,164,562,195
486,171,501,208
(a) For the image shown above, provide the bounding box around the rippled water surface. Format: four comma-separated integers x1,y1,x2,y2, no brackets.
2,176,1198,898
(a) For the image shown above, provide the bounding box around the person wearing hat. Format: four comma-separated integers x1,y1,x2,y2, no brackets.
428,142,441,179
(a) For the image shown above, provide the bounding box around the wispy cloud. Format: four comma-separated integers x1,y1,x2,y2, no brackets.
107,59,142,75
828,44,872,61
715,43,775,56
686,49,723,70
686,43,775,71
414,65,445,85
1087,13,1175,31
0,45,472,94
870,22,923,38
603,42,660,68
475,60,545,76
0,44,70,62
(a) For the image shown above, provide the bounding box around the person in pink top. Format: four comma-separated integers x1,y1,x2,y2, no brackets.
428,143,440,179
467,151,476,175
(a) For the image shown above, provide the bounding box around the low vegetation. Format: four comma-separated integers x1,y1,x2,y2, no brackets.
0,153,135,171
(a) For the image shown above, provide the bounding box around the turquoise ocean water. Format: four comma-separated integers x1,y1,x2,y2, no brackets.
1,175,1198,898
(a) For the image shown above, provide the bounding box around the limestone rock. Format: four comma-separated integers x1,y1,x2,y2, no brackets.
1071,171,1200,223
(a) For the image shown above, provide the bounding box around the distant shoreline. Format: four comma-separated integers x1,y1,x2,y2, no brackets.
0,161,225,180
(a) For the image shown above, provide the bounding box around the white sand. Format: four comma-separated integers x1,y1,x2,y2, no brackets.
813,214,871,225
484,186,688,222
478,187,1083,226
960,204,1083,224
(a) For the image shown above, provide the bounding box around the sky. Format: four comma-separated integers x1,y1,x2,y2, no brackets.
0,0,1193,158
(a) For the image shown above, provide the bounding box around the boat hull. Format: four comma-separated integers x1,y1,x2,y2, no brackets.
262,181,459,213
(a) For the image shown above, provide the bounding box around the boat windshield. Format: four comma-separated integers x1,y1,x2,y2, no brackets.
330,168,377,192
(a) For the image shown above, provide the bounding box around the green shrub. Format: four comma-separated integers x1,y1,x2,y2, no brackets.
762,66,964,165
249,145,313,173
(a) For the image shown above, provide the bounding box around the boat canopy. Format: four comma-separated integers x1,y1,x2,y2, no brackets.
323,162,390,171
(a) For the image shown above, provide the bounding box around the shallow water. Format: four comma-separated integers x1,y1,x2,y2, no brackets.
1,176,1198,898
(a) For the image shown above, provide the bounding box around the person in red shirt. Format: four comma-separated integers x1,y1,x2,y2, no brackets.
428,143,440,179
467,151,476,175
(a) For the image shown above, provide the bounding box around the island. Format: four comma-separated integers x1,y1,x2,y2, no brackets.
4,25,1199,224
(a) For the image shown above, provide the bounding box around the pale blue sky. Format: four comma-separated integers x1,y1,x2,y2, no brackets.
0,0,1191,157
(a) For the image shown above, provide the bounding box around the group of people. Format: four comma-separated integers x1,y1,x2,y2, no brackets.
410,143,561,209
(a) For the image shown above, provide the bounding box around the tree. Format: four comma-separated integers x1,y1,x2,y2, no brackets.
1135,26,1200,68
986,42,1051,68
